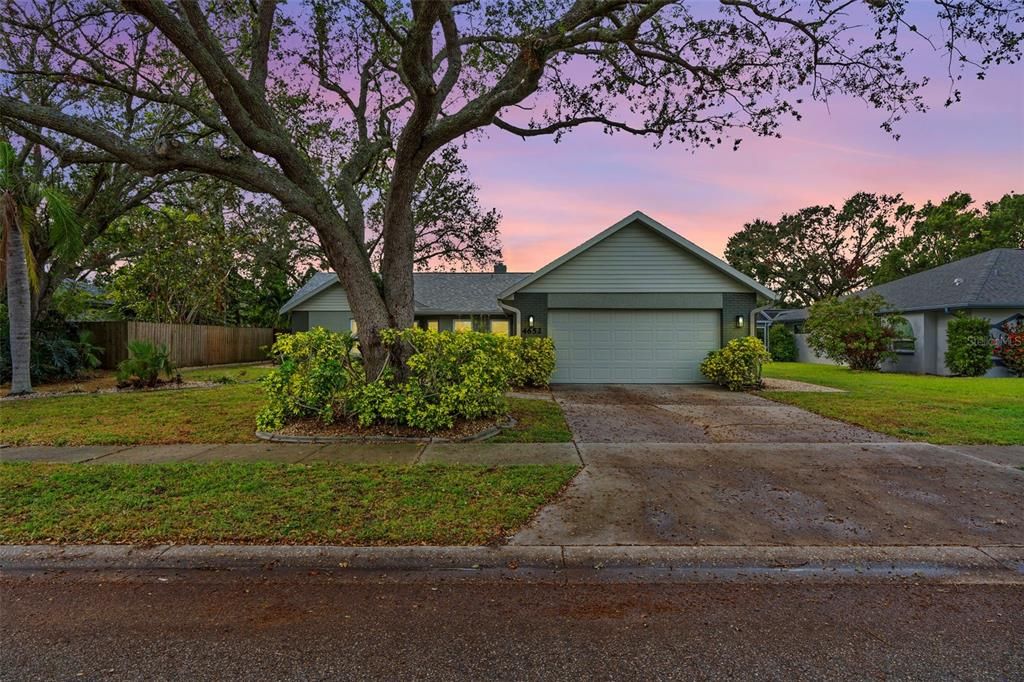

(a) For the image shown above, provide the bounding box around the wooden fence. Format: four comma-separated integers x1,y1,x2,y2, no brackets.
82,321,275,369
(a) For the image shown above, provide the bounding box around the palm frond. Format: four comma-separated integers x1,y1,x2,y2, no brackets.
39,186,84,261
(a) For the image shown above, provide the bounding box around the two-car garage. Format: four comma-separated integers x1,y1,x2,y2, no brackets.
548,309,721,383
498,212,777,384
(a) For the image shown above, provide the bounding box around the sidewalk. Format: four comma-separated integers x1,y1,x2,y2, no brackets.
0,441,583,466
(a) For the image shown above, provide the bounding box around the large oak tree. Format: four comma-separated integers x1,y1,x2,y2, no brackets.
1,0,1020,378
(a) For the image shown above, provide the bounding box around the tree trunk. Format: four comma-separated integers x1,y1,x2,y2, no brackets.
2,193,33,395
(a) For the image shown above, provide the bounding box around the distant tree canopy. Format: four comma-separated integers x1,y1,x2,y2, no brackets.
727,190,1022,306
873,192,1024,284
725,193,913,307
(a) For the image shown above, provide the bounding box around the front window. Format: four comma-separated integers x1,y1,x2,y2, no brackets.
349,319,358,334
490,319,510,336
890,318,915,353
426,319,439,332
453,318,473,332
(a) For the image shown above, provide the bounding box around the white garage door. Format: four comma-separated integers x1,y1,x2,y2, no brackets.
548,309,720,383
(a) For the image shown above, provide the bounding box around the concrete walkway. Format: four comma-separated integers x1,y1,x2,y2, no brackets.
0,441,583,466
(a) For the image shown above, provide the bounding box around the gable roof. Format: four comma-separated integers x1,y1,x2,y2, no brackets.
279,271,531,315
498,211,777,300
861,248,1024,312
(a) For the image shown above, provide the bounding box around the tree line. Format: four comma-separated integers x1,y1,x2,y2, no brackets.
725,191,1023,307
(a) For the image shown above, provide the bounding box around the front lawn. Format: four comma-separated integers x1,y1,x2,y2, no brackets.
0,381,569,446
490,397,573,443
1,382,263,445
761,363,1024,445
0,461,578,545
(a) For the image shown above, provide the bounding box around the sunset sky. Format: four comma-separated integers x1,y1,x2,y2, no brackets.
463,45,1024,272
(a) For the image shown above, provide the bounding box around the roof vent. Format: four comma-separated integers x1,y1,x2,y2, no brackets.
493,262,507,273
953,277,964,286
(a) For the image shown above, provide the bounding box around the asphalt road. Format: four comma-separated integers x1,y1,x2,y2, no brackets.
2,569,1023,681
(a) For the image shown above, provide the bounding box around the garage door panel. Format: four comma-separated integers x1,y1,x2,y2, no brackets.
549,309,720,384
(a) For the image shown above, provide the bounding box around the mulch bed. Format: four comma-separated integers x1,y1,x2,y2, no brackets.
273,415,505,442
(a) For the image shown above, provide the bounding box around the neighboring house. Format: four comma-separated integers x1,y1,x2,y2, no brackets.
280,211,776,384
766,249,1024,376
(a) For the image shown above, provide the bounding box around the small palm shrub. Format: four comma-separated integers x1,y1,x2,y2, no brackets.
993,319,1024,377
700,336,772,391
116,340,176,388
768,324,798,362
944,313,992,377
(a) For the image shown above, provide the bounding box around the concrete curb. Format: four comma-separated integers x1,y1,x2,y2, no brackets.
2,544,1021,581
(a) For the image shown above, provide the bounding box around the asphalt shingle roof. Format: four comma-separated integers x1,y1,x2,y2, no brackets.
280,271,531,315
861,248,1024,312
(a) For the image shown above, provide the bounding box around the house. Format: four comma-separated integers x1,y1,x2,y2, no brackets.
767,249,1024,376
280,211,776,383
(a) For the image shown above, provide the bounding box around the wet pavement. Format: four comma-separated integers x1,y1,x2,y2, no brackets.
3,571,1022,681
552,384,891,443
512,442,1024,546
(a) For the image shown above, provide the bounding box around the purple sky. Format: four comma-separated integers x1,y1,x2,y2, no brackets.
464,51,1024,272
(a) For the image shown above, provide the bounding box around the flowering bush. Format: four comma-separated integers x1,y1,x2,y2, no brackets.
993,318,1024,377
944,313,992,377
700,336,771,391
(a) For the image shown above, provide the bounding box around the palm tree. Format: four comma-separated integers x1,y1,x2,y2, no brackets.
1,141,82,395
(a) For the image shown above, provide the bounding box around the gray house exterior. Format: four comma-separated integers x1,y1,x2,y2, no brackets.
280,211,776,384
765,249,1024,376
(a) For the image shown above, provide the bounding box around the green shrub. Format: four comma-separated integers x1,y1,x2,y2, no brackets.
255,327,361,431
346,328,518,430
256,327,524,433
768,324,798,362
116,340,176,388
700,336,772,391
804,295,901,371
944,313,993,377
993,318,1024,377
506,336,557,387
0,306,103,384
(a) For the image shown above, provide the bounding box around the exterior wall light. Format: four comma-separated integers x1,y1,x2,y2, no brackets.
736,315,745,328
527,315,535,327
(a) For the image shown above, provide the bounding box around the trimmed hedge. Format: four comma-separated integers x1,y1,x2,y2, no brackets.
944,313,992,377
256,327,557,432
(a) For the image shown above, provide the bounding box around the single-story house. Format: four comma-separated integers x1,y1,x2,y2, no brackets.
765,248,1024,376
280,211,777,383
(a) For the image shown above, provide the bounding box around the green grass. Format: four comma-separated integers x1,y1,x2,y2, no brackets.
491,397,573,443
761,363,1024,445
179,364,274,383
0,383,263,446
1,380,569,446
0,461,578,545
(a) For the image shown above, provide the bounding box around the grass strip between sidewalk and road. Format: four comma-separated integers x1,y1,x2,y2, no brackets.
761,363,1024,445
0,461,579,546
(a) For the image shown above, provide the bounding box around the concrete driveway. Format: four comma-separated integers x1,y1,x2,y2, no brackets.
552,384,892,443
512,442,1024,546
515,385,1024,548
